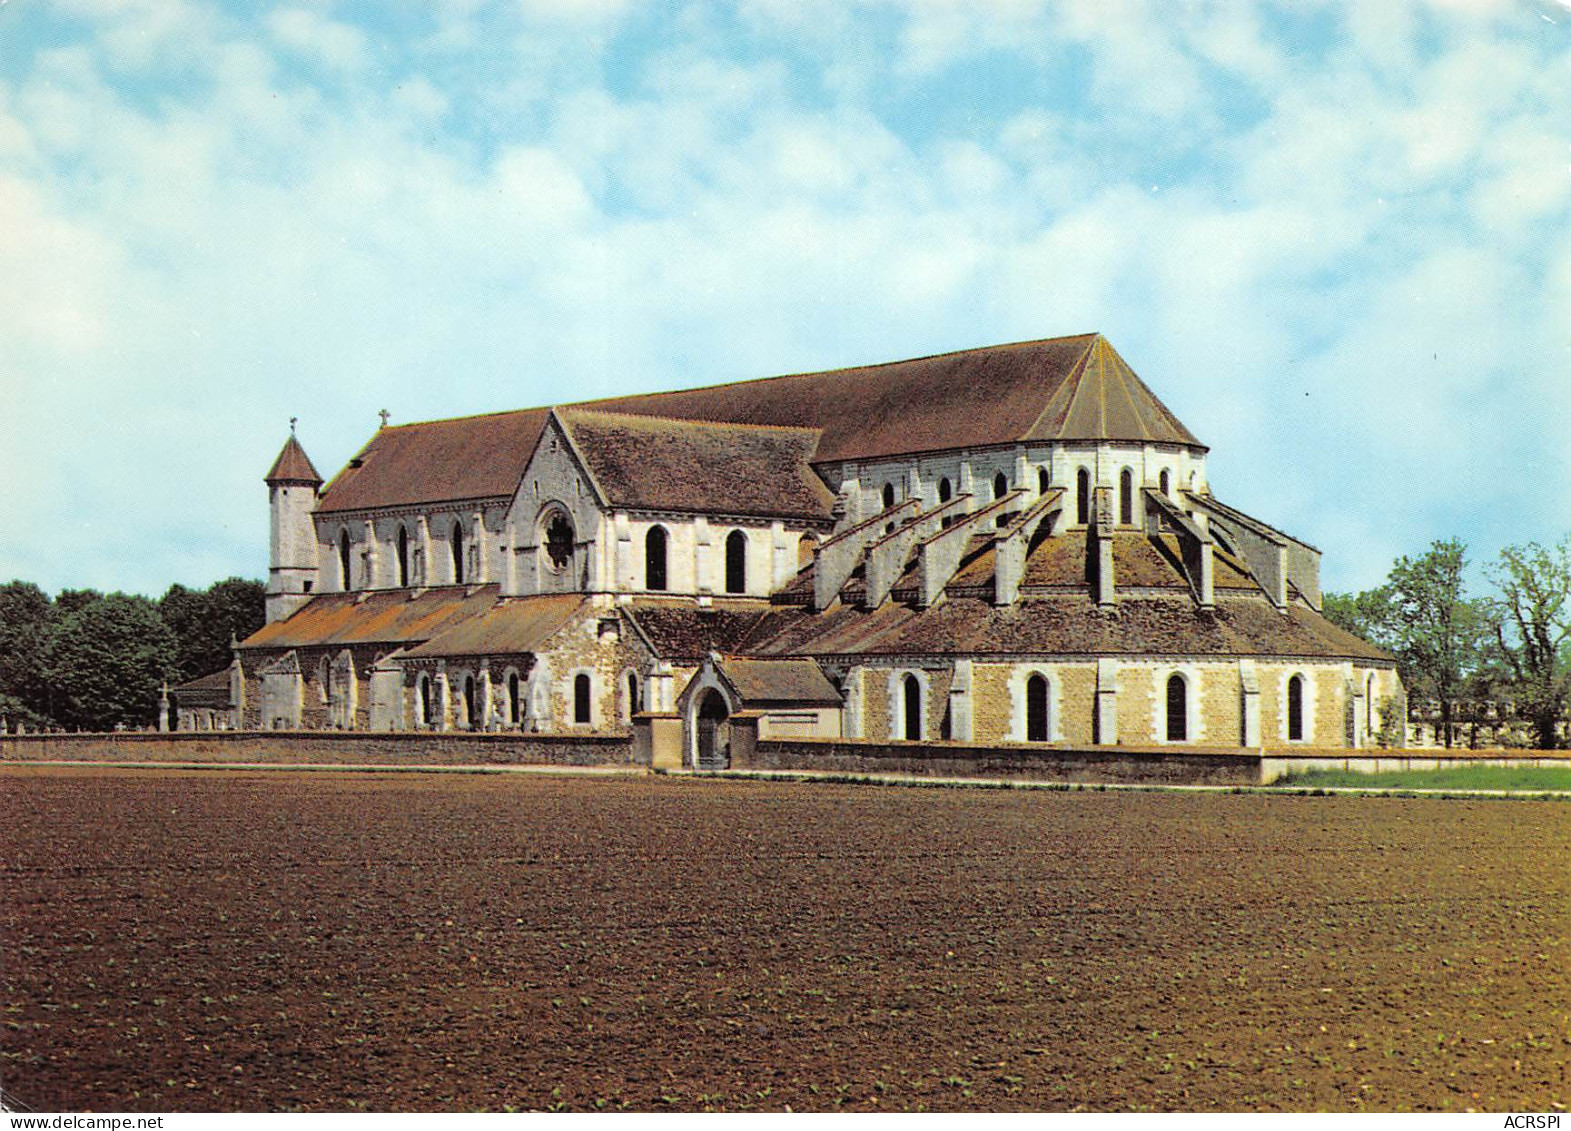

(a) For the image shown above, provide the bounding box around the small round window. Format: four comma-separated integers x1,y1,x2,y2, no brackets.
545,513,575,572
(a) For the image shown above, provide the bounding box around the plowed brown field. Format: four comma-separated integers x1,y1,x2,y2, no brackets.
1,766,1567,1112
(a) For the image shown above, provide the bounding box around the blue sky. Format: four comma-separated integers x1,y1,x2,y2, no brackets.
2,0,1567,599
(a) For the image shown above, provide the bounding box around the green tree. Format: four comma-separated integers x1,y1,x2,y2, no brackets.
1485,538,1571,750
55,588,104,615
1321,585,1395,649
1385,539,1489,748
0,581,57,722
159,578,264,683
45,593,176,731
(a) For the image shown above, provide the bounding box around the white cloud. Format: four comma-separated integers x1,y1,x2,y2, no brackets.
0,0,1565,598
267,8,373,75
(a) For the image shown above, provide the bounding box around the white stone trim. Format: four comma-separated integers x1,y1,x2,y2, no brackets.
566,666,598,728
1279,667,1317,744
1153,664,1204,744
886,668,930,741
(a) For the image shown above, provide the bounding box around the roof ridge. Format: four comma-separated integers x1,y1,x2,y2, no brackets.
377,406,548,431
1104,337,1152,442
1019,335,1097,442
366,336,1103,436
556,405,824,437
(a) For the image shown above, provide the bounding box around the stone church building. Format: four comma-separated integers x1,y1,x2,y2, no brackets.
192,333,1399,765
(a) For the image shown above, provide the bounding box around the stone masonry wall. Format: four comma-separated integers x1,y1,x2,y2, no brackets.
0,732,636,768
745,736,1260,786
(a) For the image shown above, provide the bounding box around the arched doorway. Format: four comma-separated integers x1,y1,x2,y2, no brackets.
696,689,730,771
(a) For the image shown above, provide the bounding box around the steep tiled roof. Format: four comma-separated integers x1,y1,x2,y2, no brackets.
624,599,788,663
745,593,1394,663
1028,337,1201,447
717,658,841,706
590,333,1202,463
401,594,585,658
171,668,232,707
311,334,1202,514
238,585,500,650
557,410,836,520
265,435,323,485
317,410,550,515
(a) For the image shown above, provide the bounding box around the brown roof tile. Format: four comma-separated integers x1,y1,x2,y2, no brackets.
717,658,841,706
624,599,785,663
317,410,550,515
557,410,835,520
311,335,1205,514
171,668,232,707
238,585,500,650
265,435,323,484
589,333,1201,463
744,592,1394,663
401,594,586,658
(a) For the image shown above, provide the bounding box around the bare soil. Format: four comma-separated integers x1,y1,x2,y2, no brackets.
1,766,1567,1112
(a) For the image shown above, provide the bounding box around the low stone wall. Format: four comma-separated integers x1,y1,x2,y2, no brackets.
0,731,638,768
1261,751,1571,784
744,736,1263,786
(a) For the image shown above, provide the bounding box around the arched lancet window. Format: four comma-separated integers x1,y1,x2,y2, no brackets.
545,512,574,573
645,526,668,591
508,672,521,727
902,674,921,741
797,533,818,567
1026,674,1050,742
396,525,410,587
464,675,479,730
1160,469,1171,497
338,529,352,590
1366,674,1377,736
993,471,1008,500
938,477,952,504
1076,469,1090,525
1037,466,1049,494
725,529,747,594
882,483,896,510
626,672,640,720
1120,469,1133,525
574,673,592,724
451,521,465,585
1288,674,1305,742
417,674,433,728
1166,674,1188,742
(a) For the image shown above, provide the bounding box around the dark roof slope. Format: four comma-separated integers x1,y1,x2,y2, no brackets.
238,585,500,650
265,435,323,485
558,410,835,520
624,599,786,663
589,333,1202,462
317,410,550,514
744,593,1394,663
171,668,232,707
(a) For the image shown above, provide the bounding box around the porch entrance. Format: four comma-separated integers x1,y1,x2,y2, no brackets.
696,689,731,771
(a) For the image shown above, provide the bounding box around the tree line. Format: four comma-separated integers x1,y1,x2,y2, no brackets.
1322,537,1571,749
0,579,264,732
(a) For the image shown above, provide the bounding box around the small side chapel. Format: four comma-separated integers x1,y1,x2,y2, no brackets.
193,333,1399,763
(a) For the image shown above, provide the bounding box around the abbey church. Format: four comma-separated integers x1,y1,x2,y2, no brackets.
188,333,1399,765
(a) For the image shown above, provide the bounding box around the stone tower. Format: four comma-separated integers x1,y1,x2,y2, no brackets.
265,426,323,624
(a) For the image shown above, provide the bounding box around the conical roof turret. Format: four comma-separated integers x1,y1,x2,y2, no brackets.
265,431,322,485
